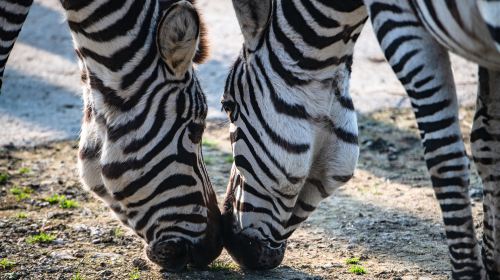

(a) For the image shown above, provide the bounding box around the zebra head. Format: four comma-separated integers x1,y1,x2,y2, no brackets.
61,0,222,271
221,0,361,269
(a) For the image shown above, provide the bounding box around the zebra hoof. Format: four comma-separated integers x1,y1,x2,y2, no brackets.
145,239,189,272
224,230,286,270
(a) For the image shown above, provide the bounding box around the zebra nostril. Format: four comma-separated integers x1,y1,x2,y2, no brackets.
145,239,190,272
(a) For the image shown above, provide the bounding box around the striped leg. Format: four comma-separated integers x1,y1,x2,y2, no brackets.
472,68,500,280
365,1,483,278
0,0,33,91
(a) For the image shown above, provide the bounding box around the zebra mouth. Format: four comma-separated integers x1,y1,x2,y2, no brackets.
221,217,287,270
222,169,287,269
145,204,223,271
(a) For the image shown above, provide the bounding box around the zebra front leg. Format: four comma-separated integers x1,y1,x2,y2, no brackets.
472,68,500,280
0,0,33,92
365,0,482,278
78,99,128,225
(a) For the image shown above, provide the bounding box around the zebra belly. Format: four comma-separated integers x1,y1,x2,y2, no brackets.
413,0,500,70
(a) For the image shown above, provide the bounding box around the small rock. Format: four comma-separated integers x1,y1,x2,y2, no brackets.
50,251,75,260
47,212,71,219
92,252,121,260
90,227,104,236
73,224,89,233
73,251,85,258
100,270,113,277
53,238,65,245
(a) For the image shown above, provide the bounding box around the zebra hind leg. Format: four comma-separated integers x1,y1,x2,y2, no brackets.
471,67,500,280
365,0,483,278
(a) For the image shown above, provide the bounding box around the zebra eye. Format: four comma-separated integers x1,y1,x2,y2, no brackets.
221,100,235,113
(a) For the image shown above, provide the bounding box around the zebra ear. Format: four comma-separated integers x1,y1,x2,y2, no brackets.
157,1,201,77
232,0,272,49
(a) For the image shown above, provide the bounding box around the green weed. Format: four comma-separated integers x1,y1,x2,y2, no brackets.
59,198,78,209
209,260,239,271
45,194,65,205
345,257,360,265
113,227,124,238
0,173,9,185
18,167,31,175
26,232,56,244
10,187,31,201
71,272,84,280
348,265,367,275
129,268,140,280
45,194,78,209
0,258,15,270
15,212,28,219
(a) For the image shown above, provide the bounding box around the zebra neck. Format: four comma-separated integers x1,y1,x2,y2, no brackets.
65,0,163,100
264,0,367,83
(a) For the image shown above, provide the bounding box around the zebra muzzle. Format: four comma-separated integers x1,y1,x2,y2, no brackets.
145,238,190,272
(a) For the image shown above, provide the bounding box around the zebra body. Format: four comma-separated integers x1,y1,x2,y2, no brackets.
223,0,500,278
0,0,222,271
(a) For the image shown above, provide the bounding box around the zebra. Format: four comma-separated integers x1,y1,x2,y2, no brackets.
0,0,222,271
221,0,500,278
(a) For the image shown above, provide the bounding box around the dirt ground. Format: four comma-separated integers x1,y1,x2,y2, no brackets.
0,106,484,280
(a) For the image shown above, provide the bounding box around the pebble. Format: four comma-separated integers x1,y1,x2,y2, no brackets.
92,252,122,260
53,238,65,245
73,250,85,258
73,224,89,233
100,270,113,277
50,251,75,260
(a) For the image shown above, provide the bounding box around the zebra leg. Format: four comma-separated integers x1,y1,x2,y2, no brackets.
78,92,128,226
365,1,483,278
471,67,500,280
0,0,33,92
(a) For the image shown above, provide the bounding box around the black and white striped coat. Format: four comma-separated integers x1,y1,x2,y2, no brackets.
221,1,500,279
0,0,222,271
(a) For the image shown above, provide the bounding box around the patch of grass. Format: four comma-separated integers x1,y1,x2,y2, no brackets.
202,139,218,149
348,265,367,275
204,156,215,166
45,194,78,209
45,194,65,205
10,187,32,201
129,268,140,280
71,272,84,280
223,154,234,164
345,257,360,265
59,198,78,209
15,212,28,219
0,173,9,185
209,260,239,271
113,227,124,238
0,258,15,270
26,232,56,244
18,167,31,175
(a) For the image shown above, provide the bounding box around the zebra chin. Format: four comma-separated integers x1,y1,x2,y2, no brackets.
145,211,223,272
221,219,287,270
